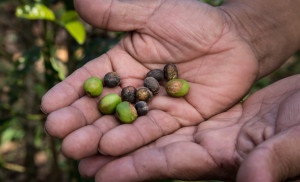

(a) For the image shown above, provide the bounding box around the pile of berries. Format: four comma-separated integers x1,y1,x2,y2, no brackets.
83,63,190,123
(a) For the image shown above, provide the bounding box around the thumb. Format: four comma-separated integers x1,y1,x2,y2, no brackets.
74,0,162,31
237,126,300,182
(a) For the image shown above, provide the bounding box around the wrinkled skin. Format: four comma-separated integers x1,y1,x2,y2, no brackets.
42,0,258,158
78,75,300,182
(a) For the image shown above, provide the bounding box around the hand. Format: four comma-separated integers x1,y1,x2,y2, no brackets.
42,0,259,158
77,75,300,182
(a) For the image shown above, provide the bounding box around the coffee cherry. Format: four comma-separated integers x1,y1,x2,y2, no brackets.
165,78,190,97
98,93,122,114
163,63,178,81
146,69,164,82
103,72,120,88
121,86,137,103
144,77,160,95
83,76,103,97
135,101,149,116
136,87,153,102
116,101,138,123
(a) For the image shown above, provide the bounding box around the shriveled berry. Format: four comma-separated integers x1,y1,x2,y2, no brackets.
121,86,137,103
103,72,120,88
98,93,122,114
83,76,103,97
116,101,138,123
165,78,190,97
144,77,160,95
135,101,149,116
146,69,164,82
136,87,153,102
163,63,178,81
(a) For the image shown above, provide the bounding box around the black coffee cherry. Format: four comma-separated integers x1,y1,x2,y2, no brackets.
135,101,149,116
144,77,160,95
146,69,164,82
103,72,120,88
121,86,137,103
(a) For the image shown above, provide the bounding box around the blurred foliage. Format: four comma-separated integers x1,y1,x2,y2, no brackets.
0,0,119,181
0,0,299,182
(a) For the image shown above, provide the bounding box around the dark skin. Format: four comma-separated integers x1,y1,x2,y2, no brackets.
77,75,300,182
42,0,259,158
41,0,300,181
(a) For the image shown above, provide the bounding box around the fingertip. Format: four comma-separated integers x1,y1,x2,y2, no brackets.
44,113,66,139
61,125,102,160
45,107,86,139
40,93,53,114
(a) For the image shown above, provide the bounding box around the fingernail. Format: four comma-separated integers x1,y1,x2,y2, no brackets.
40,105,48,115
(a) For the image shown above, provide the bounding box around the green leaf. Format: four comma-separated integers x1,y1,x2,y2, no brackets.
60,11,86,45
1,127,24,144
16,4,55,21
50,57,67,80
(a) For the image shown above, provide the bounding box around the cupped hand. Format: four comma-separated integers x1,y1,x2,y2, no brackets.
78,75,300,182
41,0,258,158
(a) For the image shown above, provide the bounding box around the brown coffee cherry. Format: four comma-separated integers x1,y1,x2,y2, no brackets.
163,63,178,81
136,87,153,102
144,77,160,95
103,72,120,88
146,69,164,82
121,86,137,103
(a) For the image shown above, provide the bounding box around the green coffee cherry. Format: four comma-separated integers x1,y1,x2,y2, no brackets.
165,78,190,97
83,76,103,97
98,93,122,114
116,101,138,123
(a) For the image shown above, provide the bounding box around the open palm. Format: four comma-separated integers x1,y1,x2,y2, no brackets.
78,75,300,182
42,0,258,158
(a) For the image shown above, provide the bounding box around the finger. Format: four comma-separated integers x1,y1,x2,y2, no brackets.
44,86,121,138
45,95,98,138
237,125,300,182
74,0,163,31
95,142,226,182
78,127,195,178
61,115,120,159
41,55,113,114
99,96,203,156
78,155,116,178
